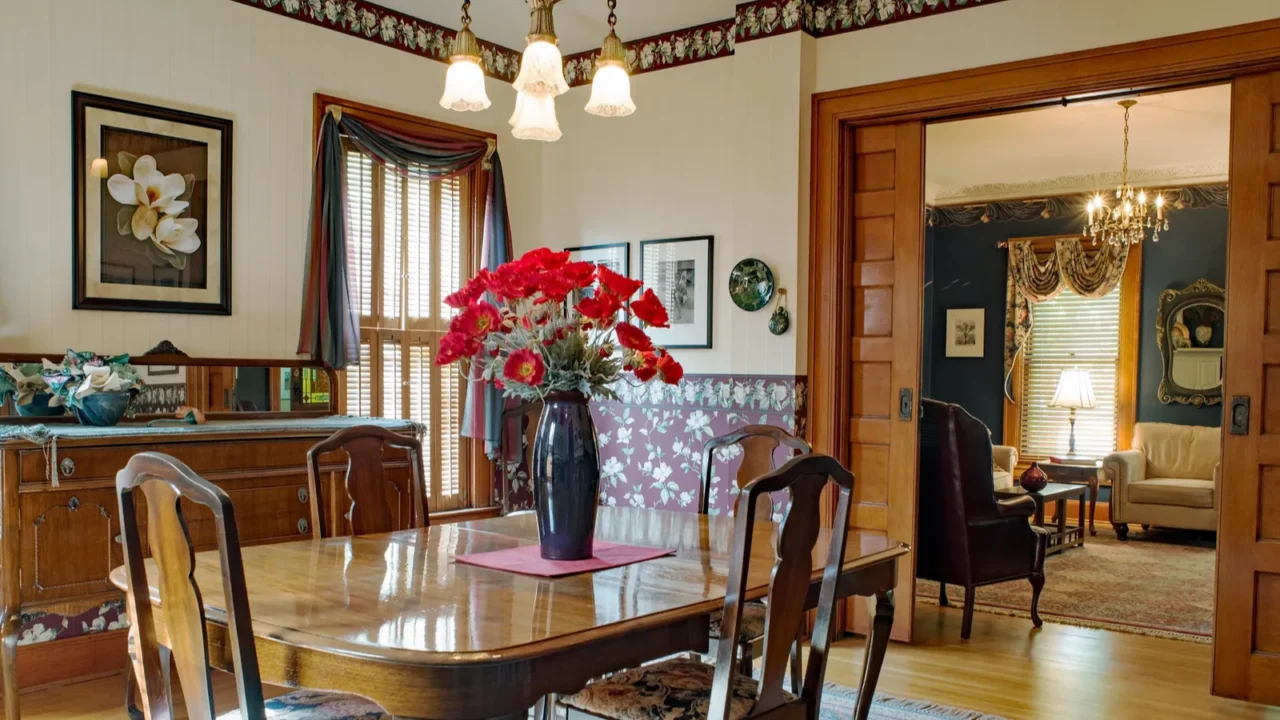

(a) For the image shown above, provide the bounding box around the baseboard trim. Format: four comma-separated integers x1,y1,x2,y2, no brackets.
10,630,129,694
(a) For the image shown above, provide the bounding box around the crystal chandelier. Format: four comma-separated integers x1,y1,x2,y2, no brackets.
439,1,491,112
1084,100,1169,247
585,0,636,117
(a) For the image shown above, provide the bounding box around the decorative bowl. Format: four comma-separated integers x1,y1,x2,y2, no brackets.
728,258,775,312
14,392,66,418
70,391,133,427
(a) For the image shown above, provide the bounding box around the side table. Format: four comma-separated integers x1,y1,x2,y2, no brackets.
1037,457,1101,536
994,482,1087,554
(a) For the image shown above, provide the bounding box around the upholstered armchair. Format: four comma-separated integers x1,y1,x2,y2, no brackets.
1104,422,1221,539
992,444,1018,490
918,399,1048,639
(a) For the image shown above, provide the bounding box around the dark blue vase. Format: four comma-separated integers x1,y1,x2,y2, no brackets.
14,392,65,418
70,391,133,427
533,390,600,560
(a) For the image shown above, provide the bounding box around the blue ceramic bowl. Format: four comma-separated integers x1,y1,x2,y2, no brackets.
13,392,66,418
70,391,133,427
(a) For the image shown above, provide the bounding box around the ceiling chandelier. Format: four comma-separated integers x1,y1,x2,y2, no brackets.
1083,100,1169,247
438,0,636,142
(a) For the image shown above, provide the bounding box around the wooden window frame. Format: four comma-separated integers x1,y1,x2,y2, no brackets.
313,94,494,512
1000,235,1142,471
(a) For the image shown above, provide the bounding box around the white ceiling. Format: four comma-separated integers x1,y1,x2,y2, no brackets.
926,84,1232,204
379,0,739,54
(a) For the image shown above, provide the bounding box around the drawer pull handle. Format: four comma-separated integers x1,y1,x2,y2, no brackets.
298,518,310,535
60,458,75,477
297,488,309,504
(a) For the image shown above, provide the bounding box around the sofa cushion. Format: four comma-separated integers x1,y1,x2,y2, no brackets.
1134,423,1220,481
1128,478,1215,509
992,470,1014,490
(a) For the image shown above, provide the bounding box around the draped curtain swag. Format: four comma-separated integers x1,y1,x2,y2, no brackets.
298,104,511,452
1003,239,1129,401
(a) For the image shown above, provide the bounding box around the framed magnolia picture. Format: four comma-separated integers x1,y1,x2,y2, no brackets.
640,236,714,349
73,92,233,315
946,308,985,358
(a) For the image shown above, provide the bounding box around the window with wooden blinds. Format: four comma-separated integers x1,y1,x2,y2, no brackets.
1019,285,1121,460
339,145,475,511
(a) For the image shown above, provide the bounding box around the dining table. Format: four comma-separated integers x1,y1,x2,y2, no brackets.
109,506,908,720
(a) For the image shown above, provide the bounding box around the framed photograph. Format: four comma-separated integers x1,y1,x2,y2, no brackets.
946,308,985,358
640,236,714,349
73,92,233,315
566,242,629,277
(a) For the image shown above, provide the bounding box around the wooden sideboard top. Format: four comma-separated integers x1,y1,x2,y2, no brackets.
0,417,418,449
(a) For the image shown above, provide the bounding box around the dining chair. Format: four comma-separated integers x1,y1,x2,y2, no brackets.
495,400,542,515
117,452,387,719
700,425,811,693
561,453,856,720
306,425,429,539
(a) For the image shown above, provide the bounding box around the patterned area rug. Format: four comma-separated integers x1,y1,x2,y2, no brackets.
821,684,1005,719
917,526,1215,642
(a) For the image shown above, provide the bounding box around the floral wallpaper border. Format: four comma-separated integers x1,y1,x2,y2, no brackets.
19,599,127,647
563,18,738,88
227,0,523,82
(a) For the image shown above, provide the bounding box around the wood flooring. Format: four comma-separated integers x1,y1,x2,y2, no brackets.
15,604,1280,719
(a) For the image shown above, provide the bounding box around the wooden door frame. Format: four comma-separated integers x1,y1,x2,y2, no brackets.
808,16,1280,683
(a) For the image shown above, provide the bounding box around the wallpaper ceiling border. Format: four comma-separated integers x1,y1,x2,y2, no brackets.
227,0,1006,88
927,183,1230,228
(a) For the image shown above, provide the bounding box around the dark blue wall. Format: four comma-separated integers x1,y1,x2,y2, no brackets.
924,205,1226,439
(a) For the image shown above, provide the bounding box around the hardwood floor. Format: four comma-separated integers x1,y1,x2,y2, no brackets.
15,604,1280,719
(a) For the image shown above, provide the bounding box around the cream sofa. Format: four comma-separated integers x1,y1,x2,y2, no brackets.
1103,422,1221,539
993,444,1018,490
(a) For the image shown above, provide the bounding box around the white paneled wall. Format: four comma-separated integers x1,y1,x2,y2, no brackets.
0,0,540,359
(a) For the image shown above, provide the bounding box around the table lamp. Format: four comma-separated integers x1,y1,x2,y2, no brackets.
1049,366,1096,457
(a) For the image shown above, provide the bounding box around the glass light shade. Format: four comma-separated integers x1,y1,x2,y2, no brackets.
584,63,636,118
440,57,491,112
509,91,561,142
513,40,569,97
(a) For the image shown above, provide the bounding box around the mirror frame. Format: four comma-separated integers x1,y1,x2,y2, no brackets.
0,340,338,422
1156,278,1225,407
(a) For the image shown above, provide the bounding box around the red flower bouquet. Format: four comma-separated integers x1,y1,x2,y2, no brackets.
436,248,683,400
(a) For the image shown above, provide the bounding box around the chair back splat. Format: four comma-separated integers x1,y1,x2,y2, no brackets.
699,425,811,516
306,424,429,538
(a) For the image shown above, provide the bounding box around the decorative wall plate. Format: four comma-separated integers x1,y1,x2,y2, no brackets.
729,258,774,312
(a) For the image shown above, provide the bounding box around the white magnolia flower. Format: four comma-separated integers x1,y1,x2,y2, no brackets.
652,462,673,483
152,216,202,257
106,156,189,241
74,365,125,400
686,410,711,437
602,457,626,485
616,427,632,445
877,0,895,21
18,624,57,646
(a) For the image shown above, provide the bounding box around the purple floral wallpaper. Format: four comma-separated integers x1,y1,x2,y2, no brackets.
19,599,127,647
501,374,806,516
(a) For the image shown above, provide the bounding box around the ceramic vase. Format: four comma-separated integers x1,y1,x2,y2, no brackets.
532,390,600,560
1020,461,1048,492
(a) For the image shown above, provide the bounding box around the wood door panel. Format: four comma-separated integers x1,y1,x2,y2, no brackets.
855,218,895,261
1215,70,1280,705
854,289,893,336
851,364,892,417
855,152,896,191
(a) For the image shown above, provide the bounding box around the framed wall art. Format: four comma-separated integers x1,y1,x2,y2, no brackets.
73,91,233,315
639,236,714,349
566,242,629,277
946,308,985,358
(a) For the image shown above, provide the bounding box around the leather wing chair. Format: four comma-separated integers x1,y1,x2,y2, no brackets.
918,398,1049,639
1104,421,1221,539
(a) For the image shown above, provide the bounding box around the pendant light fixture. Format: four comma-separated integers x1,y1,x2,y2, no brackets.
585,0,636,118
509,90,562,142
1083,100,1170,247
512,0,568,98
440,1,491,112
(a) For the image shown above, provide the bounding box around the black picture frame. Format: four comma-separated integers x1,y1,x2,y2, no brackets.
639,236,714,349
72,91,233,315
565,242,630,276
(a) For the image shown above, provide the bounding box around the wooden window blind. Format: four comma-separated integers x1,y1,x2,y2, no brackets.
1019,285,1122,460
341,142,473,512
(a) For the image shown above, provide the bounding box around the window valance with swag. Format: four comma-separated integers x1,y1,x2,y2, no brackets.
1003,239,1130,401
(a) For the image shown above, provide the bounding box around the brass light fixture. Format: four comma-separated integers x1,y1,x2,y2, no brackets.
510,0,567,142
584,0,636,118
439,1,491,112
1084,100,1169,247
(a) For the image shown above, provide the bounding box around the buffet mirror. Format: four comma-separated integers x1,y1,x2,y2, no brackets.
1156,278,1225,406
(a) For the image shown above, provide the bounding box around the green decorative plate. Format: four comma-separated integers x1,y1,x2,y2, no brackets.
729,258,775,312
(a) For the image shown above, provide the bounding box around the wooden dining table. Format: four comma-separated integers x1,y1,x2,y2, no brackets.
109,506,908,720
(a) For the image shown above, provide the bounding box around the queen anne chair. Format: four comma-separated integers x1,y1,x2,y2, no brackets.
700,425,810,693
306,425,429,539
560,453,856,720
117,452,387,719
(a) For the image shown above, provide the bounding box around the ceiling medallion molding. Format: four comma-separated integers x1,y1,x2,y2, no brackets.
930,162,1230,206
227,0,522,82
926,183,1228,229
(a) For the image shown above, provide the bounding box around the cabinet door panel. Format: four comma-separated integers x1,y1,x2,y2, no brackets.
19,490,121,602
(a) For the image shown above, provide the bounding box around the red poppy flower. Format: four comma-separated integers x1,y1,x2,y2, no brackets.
613,322,653,352
560,261,598,289
596,266,643,299
630,351,659,382
575,292,622,321
436,332,480,365
656,353,684,385
444,270,492,309
503,349,546,386
538,272,574,302
630,288,670,328
454,301,502,338
521,248,571,272
488,265,539,300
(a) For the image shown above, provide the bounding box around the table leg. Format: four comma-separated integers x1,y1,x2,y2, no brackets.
854,590,894,720
1078,490,1087,545
1033,496,1045,527
1088,476,1099,536
1056,499,1067,539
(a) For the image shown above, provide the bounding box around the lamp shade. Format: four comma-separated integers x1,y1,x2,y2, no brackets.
509,90,561,142
513,39,569,97
1049,367,1097,410
440,57,491,112
585,62,636,117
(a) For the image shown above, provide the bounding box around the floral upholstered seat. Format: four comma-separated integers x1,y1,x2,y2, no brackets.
707,601,767,642
216,690,387,719
560,657,776,720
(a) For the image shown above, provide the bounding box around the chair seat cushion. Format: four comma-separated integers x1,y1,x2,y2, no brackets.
992,470,1014,490
216,690,387,719
708,601,767,641
560,657,767,720
1128,478,1215,509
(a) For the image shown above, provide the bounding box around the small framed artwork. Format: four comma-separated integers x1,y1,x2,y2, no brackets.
946,308,985,358
566,242,629,277
640,236,714,349
73,91,233,315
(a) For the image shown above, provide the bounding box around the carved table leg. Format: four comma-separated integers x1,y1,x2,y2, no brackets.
1088,475,1099,536
854,590,894,720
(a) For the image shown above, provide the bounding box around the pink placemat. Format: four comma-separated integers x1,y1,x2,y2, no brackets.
456,540,675,578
